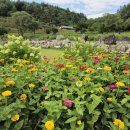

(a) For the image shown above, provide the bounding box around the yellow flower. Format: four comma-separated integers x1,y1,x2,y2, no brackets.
21,59,30,64
45,120,54,130
113,119,121,126
119,122,125,129
77,120,82,125
28,83,35,88
77,58,83,61
20,94,27,101
76,80,83,87
11,68,18,72
5,80,15,86
116,82,125,87
84,77,91,81
103,66,111,71
28,67,38,72
86,68,94,73
113,119,124,130
11,114,20,122
107,98,112,103
99,87,104,92
2,90,12,97
66,62,73,68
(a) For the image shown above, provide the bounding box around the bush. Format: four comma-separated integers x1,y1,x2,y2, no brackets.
52,27,58,34
0,35,41,64
45,28,51,34
0,27,8,35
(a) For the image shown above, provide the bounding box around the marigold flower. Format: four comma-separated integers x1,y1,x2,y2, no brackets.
45,120,54,130
99,87,104,92
86,68,94,73
28,83,35,88
77,120,82,125
11,114,20,122
20,94,27,101
2,90,12,97
5,80,15,86
103,66,111,71
84,77,91,81
107,98,112,103
116,82,125,87
64,99,73,108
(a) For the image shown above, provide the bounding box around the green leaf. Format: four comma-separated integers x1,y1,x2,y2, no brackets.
121,98,128,105
65,116,77,123
14,120,24,130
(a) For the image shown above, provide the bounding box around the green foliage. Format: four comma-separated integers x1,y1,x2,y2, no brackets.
0,27,8,35
0,35,40,64
0,38,130,130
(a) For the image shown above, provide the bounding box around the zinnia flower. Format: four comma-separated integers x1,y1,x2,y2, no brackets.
86,68,94,73
64,99,73,108
99,87,104,92
103,66,111,71
93,56,101,63
28,83,35,88
107,98,112,103
114,57,119,62
79,65,85,71
2,90,12,97
5,80,15,86
128,87,130,94
84,77,91,81
45,120,54,130
116,82,125,87
43,86,47,91
20,94,27,101
11,114,20,122
108,84,117,89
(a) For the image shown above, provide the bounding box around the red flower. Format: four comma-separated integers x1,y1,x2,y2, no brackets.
41,69,47,73
128,87,130,94
55,64,64,68
123,64,129,69
114,57,119,62
93,56,101,63
71,77,76,81
79,65,85,71
64,99,73,108
43,86,47,91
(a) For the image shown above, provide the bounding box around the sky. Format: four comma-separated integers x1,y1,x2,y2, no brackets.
25,0,130,18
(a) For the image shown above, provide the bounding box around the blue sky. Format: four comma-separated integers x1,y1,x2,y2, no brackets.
25,0,130,18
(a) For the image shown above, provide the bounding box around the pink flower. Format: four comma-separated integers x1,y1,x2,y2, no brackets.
43,86,47,91
93,56,101,63
64,99,73,108
108,84,117,89
79,65,85,71
114,57,119,62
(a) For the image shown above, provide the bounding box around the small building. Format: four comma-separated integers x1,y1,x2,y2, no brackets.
59,26,74,30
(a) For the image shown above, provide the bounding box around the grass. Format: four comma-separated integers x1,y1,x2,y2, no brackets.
40,48,64,59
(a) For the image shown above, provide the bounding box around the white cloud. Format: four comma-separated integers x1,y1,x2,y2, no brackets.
44,0,130,18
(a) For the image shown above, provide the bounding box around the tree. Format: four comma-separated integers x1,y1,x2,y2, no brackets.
28,20,39,34
12,11,33,36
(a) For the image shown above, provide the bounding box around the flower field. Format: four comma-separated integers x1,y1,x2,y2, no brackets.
0,36,130,130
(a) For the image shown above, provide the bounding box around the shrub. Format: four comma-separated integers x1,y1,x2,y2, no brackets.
52,27,58,34
0,27,8,35
0,35,41,64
